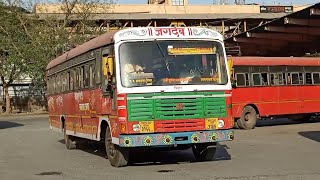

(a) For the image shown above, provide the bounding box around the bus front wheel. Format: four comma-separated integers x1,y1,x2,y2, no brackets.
105,126,129,167
238,106,258,130
192,143,216,161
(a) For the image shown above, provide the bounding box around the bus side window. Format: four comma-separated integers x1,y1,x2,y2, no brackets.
66,71,70,91
299,72,304,85
89,64,95,87
270,73,277,85
62,72,67,92
271,73,284,86
84,65,89,88
57,74,61,93
75,68,80,90
252,73,262,86
70,69,74,91
306,73,313,85
261,73,269,86
291,72,300,85
312,72,320,84
80,66,84,88
281,73,286,85
53,75,56,94
235,73,246,87
47,77,51,94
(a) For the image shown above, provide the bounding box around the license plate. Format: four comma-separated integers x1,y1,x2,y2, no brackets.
205,118,218,130
139,121,154,133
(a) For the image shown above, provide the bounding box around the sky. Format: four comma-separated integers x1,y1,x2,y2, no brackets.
116,0,319,5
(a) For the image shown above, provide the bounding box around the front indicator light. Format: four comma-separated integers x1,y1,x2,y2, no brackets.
132,124,141,132
218,120,225,128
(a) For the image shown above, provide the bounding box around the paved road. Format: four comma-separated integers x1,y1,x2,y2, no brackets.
1,115,320,180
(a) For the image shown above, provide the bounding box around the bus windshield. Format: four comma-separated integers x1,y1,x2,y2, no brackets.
119,40,228,88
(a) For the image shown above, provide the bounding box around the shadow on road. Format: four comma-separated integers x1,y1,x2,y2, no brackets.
0,121,24,129
256,117,320,128
298,131,320,143
58,139,231,166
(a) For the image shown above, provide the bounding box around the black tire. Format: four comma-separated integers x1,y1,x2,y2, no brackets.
64,125,76,149
192,143,216,161
238,106,258,130
105,126,129,167
234,119,240,129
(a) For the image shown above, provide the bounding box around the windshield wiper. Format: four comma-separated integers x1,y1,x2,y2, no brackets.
154,40,171,76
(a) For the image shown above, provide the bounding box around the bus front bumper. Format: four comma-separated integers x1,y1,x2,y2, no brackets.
118,130,234,147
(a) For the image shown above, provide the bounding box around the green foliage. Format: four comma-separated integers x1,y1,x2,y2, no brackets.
0,0,115,112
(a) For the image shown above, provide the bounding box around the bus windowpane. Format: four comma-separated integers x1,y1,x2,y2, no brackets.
84,65,89,87
236,74,246,87
80,66,85,88
76,68,80,89
252,73,262,86
261,73,269,85
291,73,300,85
270,74,276,85
279,73,285,85
90,65,95,87
313,73,320,84
306,73,312,84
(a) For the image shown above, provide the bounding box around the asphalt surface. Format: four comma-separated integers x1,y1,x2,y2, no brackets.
1,115,320,180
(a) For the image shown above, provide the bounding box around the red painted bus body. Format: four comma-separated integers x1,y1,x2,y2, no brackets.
231,56,320,129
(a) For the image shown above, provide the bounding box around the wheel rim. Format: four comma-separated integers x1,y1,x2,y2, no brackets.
106,130,116,158
244,112,253,123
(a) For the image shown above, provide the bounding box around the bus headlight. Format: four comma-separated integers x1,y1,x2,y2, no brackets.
218,120,225,128
132,124,141,132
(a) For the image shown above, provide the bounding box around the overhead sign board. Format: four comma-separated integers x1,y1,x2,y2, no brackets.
260,6,293,13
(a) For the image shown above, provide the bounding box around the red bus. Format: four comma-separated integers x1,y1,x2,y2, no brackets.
231,56,320,129
46,27,234,167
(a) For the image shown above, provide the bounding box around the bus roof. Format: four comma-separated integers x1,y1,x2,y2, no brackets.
46,31,117,70
46,27,223,71
232,56,320,66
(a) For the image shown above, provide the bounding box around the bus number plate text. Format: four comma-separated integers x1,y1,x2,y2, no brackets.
205,118,218,130
139,121,154,133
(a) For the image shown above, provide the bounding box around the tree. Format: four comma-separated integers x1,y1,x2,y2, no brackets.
0,2,30,113
0,0,115,113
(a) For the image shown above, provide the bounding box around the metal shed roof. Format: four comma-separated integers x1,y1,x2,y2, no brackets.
225,3,320,57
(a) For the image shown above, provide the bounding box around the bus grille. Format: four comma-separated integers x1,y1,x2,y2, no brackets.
155,98,202,119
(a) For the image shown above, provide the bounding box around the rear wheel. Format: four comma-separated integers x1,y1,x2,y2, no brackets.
234,119,240,129
64,125,76,149
105,126,129,167
238,106,258,130
192,143,216,161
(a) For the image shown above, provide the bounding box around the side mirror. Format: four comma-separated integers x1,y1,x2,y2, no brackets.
102,56,114,79
102,56,109,76
107,57,114,76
